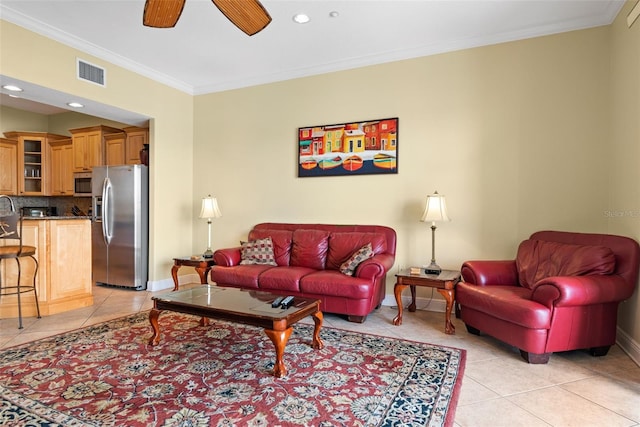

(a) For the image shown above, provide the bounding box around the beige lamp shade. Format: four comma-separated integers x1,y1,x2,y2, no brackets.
199,196,222,219
420,191,450,224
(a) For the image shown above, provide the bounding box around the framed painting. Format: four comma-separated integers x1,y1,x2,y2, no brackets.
298,117,398,177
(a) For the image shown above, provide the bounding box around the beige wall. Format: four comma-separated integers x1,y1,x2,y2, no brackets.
1,105,129,136
0,20,195,282
2,4,638,350
193,27,611,289
0,105,49,133
609,1,640,343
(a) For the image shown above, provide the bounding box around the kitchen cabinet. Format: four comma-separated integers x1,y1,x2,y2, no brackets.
0,137,18,195
0,218,93,319
105,132,126,165
70,125,123,172
124,126,149,165
3,131,67,196
49,138,74,196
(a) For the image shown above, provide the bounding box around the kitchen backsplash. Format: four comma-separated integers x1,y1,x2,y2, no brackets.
10,196,92,217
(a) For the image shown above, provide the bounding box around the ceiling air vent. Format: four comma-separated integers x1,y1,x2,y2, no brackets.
77,58,106,87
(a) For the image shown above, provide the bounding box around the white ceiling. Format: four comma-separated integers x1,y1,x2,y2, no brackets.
0,0,625,122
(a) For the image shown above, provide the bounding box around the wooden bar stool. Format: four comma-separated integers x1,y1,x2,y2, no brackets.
0,195,41,329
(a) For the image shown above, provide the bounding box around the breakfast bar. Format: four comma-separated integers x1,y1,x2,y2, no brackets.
0,217,93,320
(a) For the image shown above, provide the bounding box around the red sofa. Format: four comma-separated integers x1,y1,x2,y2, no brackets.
457,230,640,363
210,223,397,322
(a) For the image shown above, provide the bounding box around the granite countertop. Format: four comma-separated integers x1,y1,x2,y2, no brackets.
23,216,92,220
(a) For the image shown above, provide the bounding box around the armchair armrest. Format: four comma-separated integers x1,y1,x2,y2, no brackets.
461,260,518,286
212,247,242,267
356,253,395,280
531,275,633,308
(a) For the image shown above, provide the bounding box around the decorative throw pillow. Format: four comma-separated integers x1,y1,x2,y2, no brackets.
240,237,277,266
339,243,374,276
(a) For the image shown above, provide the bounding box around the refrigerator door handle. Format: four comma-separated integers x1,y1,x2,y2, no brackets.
102,177,113,245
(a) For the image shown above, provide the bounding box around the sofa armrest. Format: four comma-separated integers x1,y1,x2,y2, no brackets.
461,260,518,286
356,253,395,279
212,247,242,267
531,275,633,308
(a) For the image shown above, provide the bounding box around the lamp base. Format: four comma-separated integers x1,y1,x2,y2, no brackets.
424,261,441,275
202,249,213,259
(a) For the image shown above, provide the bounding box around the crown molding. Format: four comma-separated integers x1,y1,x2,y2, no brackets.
1,5,195,95
2,1,625,97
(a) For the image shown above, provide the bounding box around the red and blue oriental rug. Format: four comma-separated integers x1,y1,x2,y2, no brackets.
0,311,465,426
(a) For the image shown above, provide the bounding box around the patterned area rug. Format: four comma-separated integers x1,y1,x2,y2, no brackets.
0,311,465,426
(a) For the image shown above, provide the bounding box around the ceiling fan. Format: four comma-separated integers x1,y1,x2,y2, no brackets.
143,0,272,36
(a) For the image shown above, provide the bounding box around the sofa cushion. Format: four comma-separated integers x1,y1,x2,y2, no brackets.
339,243,374,276
516,239,616,289
456,283,551,329
326,232,387,270
290,229,330,270
240,237,277,266
258,266,316,292
248,229,293,266
210,264,274,288
299,270,374,299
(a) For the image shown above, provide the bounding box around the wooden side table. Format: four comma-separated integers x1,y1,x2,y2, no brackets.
171,257,216,290
392,269,461,334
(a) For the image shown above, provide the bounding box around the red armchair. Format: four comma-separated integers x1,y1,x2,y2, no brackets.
456,230,640,363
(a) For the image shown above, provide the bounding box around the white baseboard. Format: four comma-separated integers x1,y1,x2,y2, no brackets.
147,273,202,292
380,294,447,313
616,326,640,367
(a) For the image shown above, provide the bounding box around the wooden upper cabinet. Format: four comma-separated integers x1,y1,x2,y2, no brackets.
70,125,124,172
3,131,66,196
105,132,126,166
48,138,74,196
123,127,149,165
0,137,18,195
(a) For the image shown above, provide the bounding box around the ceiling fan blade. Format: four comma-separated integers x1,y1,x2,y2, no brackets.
211,0,272,36
143,0,186,28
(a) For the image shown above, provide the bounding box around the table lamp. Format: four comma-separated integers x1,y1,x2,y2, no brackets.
199,195,222,258
420,191,450,275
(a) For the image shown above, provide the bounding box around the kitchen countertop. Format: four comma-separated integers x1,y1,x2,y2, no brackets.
23,216,92,220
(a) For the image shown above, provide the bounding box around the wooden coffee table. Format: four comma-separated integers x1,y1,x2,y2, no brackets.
148,285,324,378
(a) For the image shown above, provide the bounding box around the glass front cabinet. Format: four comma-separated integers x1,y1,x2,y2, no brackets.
3,132,67,196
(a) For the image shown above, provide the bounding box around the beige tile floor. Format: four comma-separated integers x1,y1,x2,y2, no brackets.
2,284,639,426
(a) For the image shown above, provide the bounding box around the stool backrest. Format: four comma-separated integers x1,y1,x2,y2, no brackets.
0,195,23,248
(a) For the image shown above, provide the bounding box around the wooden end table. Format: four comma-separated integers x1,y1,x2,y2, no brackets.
392,269,461,334
171,257,215,290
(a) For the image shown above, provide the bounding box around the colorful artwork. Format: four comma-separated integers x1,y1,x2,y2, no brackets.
298,117,398,177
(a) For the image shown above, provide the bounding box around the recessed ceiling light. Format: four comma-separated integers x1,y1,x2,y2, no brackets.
329,11,339,18
67,102,84,108
8,94,20,98
2,84,23,92
293,13,310,24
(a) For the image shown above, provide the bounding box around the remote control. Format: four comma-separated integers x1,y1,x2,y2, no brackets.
271,297,284,308
280,296,295,309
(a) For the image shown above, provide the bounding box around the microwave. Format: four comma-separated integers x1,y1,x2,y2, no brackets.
73,172,92,197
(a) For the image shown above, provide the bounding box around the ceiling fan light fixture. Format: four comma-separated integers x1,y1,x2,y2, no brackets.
293,13,310,24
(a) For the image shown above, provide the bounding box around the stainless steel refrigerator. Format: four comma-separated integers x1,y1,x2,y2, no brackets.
92,165,148,290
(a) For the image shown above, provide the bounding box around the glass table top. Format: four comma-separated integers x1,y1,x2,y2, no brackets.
153,285,316,319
